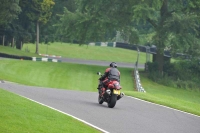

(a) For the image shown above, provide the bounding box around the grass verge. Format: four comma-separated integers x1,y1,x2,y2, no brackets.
0,59,134,92
125,72,200,116
21,42,151,63
0,88,101,133
0,45,41,57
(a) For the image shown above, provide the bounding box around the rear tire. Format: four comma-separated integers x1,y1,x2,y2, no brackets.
108,94,117,108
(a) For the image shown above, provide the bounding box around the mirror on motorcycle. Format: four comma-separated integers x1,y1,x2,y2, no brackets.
97,72,101,75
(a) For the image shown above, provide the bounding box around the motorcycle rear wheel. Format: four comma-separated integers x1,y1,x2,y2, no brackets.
108,94,117,108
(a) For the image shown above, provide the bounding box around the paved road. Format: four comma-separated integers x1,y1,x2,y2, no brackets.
49,57,144,68
0,56,144,68
1,81,200,133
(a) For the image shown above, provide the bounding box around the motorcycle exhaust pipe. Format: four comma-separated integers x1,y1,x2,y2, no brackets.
117,92,125,100
106,89,111,95
120,92,125,98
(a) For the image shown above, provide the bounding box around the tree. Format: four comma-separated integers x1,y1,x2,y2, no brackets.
0,0,21,46
132,0,200,72
41,0,77,43
23,0,55,54
56,0,139,44
57,0,200,73
0,0,21,25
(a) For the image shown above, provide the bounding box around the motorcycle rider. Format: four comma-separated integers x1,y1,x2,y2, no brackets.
97,62,121,96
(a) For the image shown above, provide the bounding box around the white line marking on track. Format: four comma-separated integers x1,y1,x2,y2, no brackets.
126,96,200,118
18,94,109,133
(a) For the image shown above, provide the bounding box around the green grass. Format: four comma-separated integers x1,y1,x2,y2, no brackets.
0,89,101,133
0,59,200,116
21,42,151,63
0,59,134,91
125,73,200,116
0,45,41,57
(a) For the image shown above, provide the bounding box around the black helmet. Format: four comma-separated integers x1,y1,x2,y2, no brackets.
110,62,117,68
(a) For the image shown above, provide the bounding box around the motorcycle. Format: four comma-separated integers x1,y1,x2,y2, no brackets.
97,72,124,108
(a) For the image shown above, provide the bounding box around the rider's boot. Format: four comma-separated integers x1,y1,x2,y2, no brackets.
97,84,100,89
101,87,106,96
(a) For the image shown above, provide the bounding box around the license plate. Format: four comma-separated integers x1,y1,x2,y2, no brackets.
113,90,120,95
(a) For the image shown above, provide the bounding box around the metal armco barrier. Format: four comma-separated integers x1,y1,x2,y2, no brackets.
134,47,146,93
134,68,146,92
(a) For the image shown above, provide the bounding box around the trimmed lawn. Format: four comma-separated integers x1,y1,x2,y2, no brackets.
0,89,101,133
21,42,151,63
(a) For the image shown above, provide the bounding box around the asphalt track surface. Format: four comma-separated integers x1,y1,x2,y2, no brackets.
49,57,145,68
0,56,144,68
0,81,200,133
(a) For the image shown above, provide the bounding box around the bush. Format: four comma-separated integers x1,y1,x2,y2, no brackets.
147,60,200,91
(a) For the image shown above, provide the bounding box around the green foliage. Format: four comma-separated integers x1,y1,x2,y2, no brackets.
163,12,200,55
132,2,159,24
147,60,200,90
0,0,56,51
55,0,200,72
22,0,55,54
56,8,91,43
56,7,117,44
39,0,77,43
40,0,55,23
24,0,55,24
0,0,21,25
139,32,156,45
0,0,22,48
175,80,200,90
56,0,140,44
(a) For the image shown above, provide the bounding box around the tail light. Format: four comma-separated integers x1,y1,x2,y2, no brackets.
114,83,121,90
108,84,114,89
